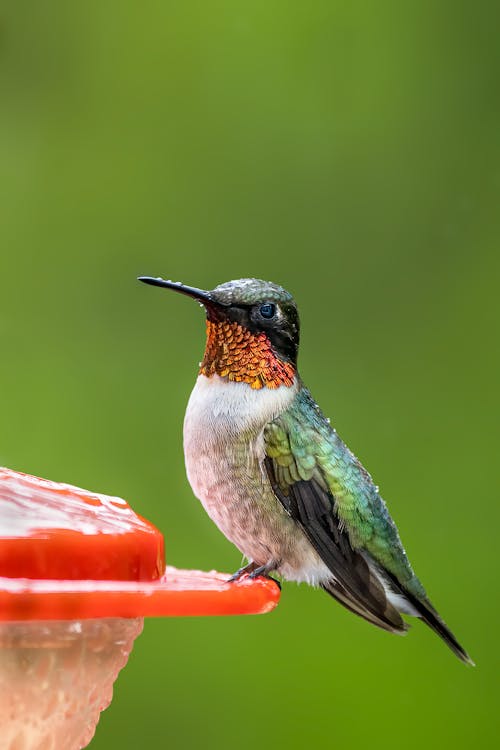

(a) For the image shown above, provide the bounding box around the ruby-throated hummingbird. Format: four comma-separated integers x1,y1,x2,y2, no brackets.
139,276,472,664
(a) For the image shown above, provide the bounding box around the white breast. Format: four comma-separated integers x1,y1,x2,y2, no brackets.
184,373,298,438
182,374,297,546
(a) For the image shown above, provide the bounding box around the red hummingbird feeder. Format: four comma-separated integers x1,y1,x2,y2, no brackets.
0,467,280,749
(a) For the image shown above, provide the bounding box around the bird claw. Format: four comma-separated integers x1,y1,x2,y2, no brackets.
227,570,246,583
227,562,281,588
227,562,258,583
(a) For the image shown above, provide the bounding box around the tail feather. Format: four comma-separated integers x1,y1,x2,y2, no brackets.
381,569,474,665
359,552,474,665
323,561,474,665
399,586,473,665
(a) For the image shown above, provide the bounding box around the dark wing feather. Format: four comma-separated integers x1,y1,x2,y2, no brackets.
264,457,407,634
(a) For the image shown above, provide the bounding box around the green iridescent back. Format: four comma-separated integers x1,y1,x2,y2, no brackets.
265,386,427,598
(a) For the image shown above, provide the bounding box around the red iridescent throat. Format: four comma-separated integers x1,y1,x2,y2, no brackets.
199,319,295,390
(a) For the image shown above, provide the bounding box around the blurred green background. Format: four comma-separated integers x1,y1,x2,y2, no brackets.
1,1,499,748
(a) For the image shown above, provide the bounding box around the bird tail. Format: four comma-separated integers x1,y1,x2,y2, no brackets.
395,582,474,665
369,558,476,667
322,561,474,665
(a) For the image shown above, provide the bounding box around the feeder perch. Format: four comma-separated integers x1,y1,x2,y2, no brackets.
0,468,280,749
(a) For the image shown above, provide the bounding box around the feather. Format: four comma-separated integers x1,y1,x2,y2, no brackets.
264,457,406,633
383,568,474,665
263,387,473,664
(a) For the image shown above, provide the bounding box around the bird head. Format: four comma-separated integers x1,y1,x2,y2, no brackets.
138,277,300,390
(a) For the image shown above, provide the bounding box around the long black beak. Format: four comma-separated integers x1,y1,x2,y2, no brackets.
137,276,218,306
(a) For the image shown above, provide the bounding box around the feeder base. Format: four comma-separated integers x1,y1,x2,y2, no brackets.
0,617,143,750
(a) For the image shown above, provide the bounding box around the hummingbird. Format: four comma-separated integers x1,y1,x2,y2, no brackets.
139,275,472,664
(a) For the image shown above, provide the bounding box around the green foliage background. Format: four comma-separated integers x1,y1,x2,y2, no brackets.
1,2,499,748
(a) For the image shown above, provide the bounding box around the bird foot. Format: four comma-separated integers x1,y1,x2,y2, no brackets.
228,561,281,589
227,561,260,582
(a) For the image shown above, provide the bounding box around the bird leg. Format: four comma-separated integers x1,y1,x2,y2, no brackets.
227,561,261,582
228,560,281,588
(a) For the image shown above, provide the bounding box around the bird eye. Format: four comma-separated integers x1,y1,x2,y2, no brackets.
259,303,276,319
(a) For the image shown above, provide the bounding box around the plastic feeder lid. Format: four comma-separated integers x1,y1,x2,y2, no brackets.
0,468,280,621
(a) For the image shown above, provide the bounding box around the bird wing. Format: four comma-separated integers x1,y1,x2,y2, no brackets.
264,388,473,663
263,390,409,633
